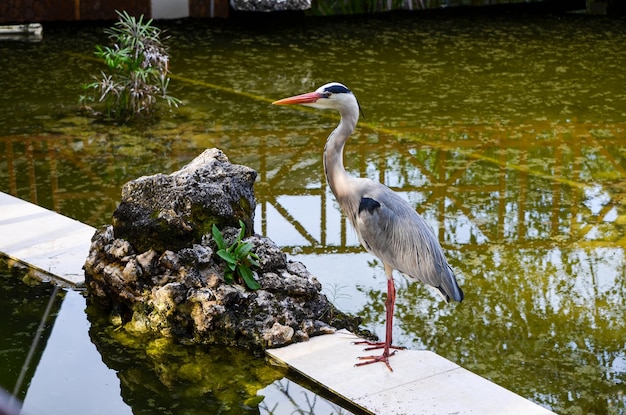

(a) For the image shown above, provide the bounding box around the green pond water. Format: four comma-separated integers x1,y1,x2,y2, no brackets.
2,7,626,415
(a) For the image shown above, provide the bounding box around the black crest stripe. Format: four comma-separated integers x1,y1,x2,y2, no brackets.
324,84,351,94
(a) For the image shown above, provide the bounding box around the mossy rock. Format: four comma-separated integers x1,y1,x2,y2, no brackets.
111,148,256,253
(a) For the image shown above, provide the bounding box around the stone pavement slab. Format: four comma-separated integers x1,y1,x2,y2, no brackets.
0,192,93,286
267,329,556,415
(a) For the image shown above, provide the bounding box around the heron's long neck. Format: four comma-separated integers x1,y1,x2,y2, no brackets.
323,109,358,199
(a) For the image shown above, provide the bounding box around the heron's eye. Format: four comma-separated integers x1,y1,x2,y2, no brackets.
322,91,332,98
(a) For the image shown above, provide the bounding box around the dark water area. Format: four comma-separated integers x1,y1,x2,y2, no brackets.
1,7,626,414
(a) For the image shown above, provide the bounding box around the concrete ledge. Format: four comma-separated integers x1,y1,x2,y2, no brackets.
267,329,556,415
0,192,93,287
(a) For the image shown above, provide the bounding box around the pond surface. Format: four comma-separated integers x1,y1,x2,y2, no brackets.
1,7,626,415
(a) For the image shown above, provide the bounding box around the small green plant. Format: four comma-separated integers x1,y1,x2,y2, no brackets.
212,221,261,290
79,10,181,120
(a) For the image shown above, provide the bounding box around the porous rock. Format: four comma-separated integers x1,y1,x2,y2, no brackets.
84,149,363,353
230,0,311,12
112,148,256,253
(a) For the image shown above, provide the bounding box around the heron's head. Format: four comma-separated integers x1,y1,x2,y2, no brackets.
273,82,361,115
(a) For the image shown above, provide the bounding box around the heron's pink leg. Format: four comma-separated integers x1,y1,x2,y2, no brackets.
355,268,404,371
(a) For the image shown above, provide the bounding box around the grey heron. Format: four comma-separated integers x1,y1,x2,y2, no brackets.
273,82,464,371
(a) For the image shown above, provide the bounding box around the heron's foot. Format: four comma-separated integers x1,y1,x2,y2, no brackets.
353,340,406,352
355,350,398,372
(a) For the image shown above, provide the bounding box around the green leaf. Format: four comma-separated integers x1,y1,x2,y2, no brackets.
217,249,237,265
237,220,246,241
234,242,253,258
238,266,260,290
211,220,261,291
247,256,260,268
212,224,226,250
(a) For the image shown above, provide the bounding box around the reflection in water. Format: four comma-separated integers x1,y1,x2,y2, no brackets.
0,262,353,415
85,300,283,415
0,262,64,403
1,9,626,414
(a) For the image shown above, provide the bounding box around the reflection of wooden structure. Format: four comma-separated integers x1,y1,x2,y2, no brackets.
1,123,625,256
256,122,626,253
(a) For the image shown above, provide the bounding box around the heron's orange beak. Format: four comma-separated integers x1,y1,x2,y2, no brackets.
272,91,322,105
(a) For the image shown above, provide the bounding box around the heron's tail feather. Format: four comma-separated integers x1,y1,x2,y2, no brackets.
437,265,464,303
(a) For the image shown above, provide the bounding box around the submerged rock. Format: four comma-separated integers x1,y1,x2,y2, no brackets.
84,148,364,353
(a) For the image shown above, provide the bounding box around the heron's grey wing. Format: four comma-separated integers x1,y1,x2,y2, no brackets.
355,185,463,302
